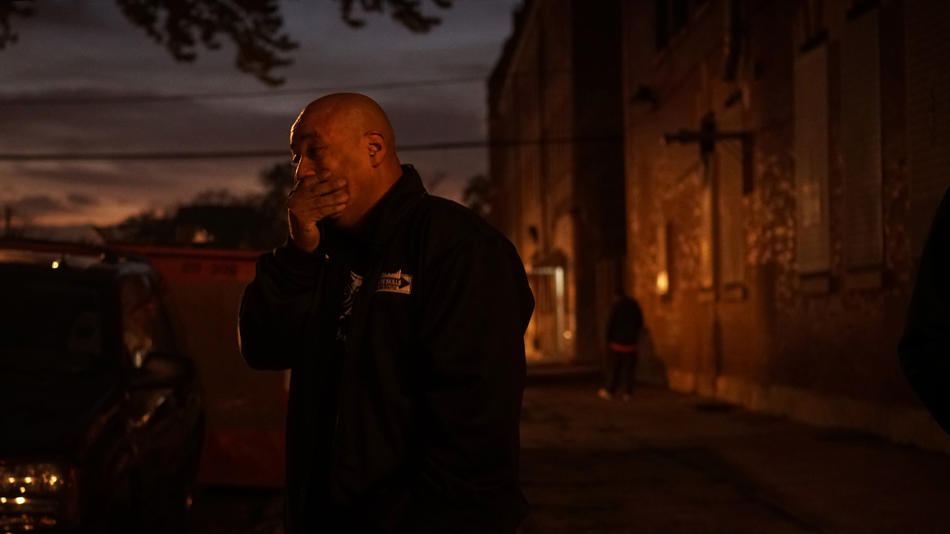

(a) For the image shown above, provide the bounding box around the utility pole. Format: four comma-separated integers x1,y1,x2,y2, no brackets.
662,112,751,160
662,112,752,292
662,112,753,394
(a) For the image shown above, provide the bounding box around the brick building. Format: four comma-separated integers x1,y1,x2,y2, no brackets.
621,0,950,450
488,0,625,364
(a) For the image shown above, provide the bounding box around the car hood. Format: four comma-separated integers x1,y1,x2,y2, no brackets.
0,369,121,457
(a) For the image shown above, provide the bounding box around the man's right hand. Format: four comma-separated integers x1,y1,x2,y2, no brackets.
287,170,349,253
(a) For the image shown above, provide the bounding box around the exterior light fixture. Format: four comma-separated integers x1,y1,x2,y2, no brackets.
656,270,670,295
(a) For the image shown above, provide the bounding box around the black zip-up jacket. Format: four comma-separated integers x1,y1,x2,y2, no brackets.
900,187,950,434
238,165,534,533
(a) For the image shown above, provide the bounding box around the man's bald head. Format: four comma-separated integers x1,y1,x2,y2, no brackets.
292,93,396,155
289,93,402,229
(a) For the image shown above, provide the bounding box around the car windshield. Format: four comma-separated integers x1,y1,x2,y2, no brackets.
0,275,105,373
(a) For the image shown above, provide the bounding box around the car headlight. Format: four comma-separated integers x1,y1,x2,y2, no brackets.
0,463,65,494
0,462,75,530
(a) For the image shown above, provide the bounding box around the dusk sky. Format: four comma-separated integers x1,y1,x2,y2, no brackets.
0,0,520,231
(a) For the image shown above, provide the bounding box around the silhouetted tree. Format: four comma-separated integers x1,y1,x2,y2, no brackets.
340,0,453,32
463,173,492,219
0,1,32,50
115,0,297,86
109,162,294,248
190,188,252,206
1,0,453,85
112,210,178,244
254,162,295,246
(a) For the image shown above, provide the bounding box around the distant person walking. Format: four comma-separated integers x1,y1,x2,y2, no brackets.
599,291,644,401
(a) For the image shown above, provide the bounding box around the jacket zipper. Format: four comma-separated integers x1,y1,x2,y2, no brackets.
329,258,384,491
329,252,347,491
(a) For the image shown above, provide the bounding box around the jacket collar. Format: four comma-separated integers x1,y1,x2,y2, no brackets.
321,164,427,259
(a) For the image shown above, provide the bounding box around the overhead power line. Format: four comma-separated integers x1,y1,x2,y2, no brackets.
0,69,571,106
0,149,288,162
0,141,484,162
0,68,576,107
0,76,486,106
0,134,621,162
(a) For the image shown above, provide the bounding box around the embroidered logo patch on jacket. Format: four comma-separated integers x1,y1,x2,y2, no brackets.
377,270,413,295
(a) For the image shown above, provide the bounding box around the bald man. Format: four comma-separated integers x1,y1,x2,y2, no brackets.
238,94,534,533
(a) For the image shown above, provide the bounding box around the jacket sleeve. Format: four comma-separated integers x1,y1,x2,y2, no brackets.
386,236,534,533
238,240,325,370
899,188,950,433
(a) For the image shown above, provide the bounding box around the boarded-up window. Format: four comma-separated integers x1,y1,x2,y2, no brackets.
718,109,746,286
794,44,831,274
906,0,950,260
842,8,883,269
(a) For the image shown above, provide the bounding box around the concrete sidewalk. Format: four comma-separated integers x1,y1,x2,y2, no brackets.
520,381,950,534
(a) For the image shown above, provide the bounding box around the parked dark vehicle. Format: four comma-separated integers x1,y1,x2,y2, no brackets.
0,245,205,533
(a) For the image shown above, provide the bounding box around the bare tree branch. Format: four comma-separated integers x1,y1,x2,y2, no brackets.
0,1,34,50
1,0,454,86
463,173,493,218
115,0,298,86
340,0,452,33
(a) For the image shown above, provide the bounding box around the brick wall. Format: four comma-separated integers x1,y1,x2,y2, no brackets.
622,0,950,451
490,0,624,364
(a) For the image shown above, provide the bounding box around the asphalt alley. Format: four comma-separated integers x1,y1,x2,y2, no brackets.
190,377,950,533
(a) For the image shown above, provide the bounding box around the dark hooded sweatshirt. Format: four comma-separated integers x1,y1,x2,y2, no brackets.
605,297,643,346
900,187,950,434
238,165,534,533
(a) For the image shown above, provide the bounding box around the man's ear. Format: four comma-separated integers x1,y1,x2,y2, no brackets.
366,132,386,168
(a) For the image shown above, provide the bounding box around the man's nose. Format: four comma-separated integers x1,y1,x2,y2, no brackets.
294,158,316,180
